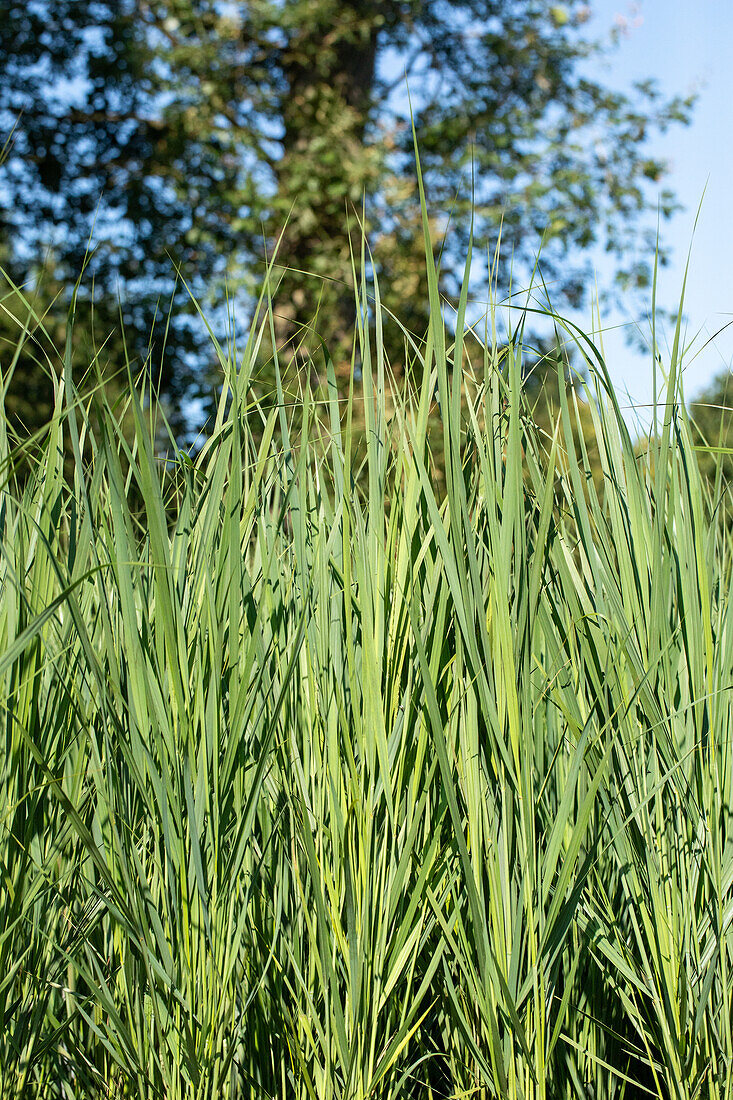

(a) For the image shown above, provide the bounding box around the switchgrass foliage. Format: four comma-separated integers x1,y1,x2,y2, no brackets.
1,220,732,1100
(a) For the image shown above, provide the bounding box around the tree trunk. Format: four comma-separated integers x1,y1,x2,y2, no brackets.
271,2,380,377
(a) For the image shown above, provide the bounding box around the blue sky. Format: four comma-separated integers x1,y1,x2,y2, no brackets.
573,0,733,428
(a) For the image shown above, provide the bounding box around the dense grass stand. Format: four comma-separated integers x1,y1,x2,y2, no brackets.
1,230,731,1098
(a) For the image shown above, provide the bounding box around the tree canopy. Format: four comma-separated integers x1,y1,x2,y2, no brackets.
0,0,695,429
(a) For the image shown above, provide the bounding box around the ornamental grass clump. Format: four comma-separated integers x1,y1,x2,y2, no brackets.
0,201,732,1098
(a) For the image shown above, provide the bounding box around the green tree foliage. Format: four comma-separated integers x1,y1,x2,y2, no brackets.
689,367,733,520
0,253,163,484
1,0,694,425
1,264,112,437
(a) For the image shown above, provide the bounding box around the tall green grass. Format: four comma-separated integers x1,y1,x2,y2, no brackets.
1,224,732,1099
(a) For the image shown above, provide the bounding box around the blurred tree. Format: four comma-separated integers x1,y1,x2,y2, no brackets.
0,255,156,488
689,369,733,521
0,0,695,432
0,128,156,474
